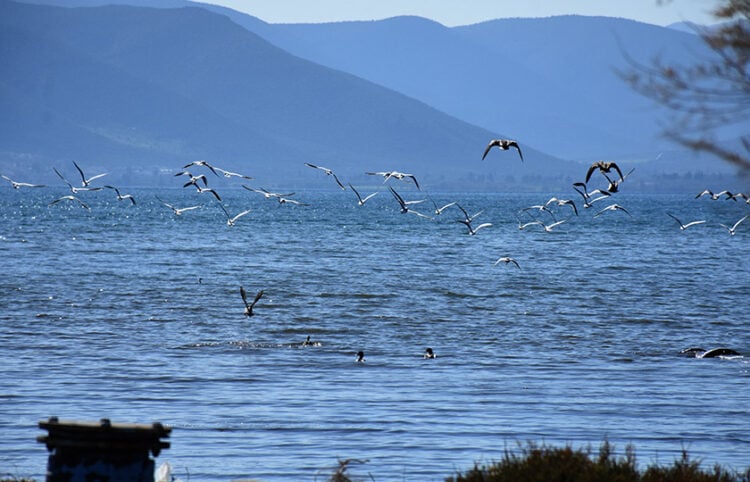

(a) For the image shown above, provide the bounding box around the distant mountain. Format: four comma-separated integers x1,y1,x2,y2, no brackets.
1,0,576,190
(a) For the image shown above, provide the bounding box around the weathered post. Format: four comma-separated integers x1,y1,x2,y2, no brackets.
37,417,171,482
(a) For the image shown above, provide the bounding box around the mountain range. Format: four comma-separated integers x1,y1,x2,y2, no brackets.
1,0,746,191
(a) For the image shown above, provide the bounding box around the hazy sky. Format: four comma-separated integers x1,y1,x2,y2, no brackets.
202,0,719,26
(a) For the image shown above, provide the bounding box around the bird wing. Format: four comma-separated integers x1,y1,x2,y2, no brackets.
510,141,524,161
240,286,250,308
481,139,498,160
585,163,600,183
332,172,346,190
250,290,264,308
732,214,749,230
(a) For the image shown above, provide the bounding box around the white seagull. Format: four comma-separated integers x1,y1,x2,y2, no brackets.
719,214,749,236
156,196,200,216
104,185,136,205
495,257,520,269
219,204,252,226
1,175,45,189
73,161,108,187
49,195,90,210
243,185,295,199
214,167,253,180
366,170,421,190
304,162,346,190
518,219,566,232
183,160,219,177
594,204,632,218
389,186,432,219
54,167,102,193
666,213,705,231
349,184,378,206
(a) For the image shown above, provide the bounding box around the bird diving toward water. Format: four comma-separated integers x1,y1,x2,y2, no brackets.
481,139,523,161
495,257,520,269
1,175,45,189
304,163,346,190
104,185,136,205
240,286,264,317
585,161,623,183
349,183,378,206
719,214,749,236
73,161,107,187
666,213,705,231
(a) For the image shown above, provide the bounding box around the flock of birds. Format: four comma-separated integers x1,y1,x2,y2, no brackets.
3,138,746,361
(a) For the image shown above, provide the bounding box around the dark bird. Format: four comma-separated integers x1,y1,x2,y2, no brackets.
1,175,45,189
73,161,108,187
305,163,346,190
240,286,264,317
356,351,366,363
585,161,623,183
482,139,523,161
424,347,436,359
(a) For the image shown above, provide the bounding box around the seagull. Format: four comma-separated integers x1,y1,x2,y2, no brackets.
349,183,378,206
104,185,136,205
214,167,253,180
458,219,492,235
545,197,578,216
482,138,523,161
730,192,748,202
572,182,611,208
666,213,705,231
73,161,107,187
240,286,264,317
49,195,90,210
366,171,420,190
243,185,295,199
194,186,222,201
455,203,484,224
585,161,623,183
356,350,366,363
183,160,219,176
423,347,436,359
602,168,635,193
219,204,251,226
54,167,102,193
304,162,346,190
594,203,632,218
1,175,45,189
518,219,566,232
389,186,432,219
719,214,749,236
277,196,309,206
430,198,456,215
156,196,201,216
521,204,557,219
494,256,520,269
179,173,209,188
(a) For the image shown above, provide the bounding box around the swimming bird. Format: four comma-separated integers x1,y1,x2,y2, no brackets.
301,335,321,347
49,195,90,210
183,160,219,176
389,186,432,219
494,257,520,269
304,162,346,190
666,213,705,231
594,204,632,218
482,138,523,161
73,161,107,187
718,214,749,236
424,347,436,359
240,286,264,317
356,350,366,362
585,161,623,183
54,167,102,193
219,204,251,226
1,175,45,189
156,196,200,216
104,185,136,205
366,171,421,190
349,183,378,206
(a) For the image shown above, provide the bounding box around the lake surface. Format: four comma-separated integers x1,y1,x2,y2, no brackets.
1,180,749,481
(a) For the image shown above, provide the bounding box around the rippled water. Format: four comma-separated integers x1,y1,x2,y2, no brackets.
1,185,749,481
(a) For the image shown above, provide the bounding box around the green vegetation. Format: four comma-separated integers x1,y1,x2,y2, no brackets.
446,442,750,482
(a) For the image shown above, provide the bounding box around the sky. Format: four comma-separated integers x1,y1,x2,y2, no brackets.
202,0,719,27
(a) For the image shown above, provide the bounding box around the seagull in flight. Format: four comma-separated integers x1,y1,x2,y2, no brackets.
104,185,136,205
455,203,491,235
183,160,219,177
178,172,209,188
594,203,632,218
54,167,102,193
214,167,253,180
73,161,107,187
545,197,578,216
666,213,705,231
518,219,566,232
430,198,456,215
719,214,749,236
495,257,520,269
349,184,377,206
305,162,346,190
585,161,623,183
243,185,295,199
1,175,45,189
366,171,421,190
49,195,90,210
389,186,432,219
277,196,309,206
481,138,523,161
156,196,200,216
572,182,611,208
695,189,735,200
219,204,251,226
240,286,264,317
194,185,222,201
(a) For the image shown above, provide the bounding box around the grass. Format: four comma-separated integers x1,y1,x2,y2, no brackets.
446,442,750,482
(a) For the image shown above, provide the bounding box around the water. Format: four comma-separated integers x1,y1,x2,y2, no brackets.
1,183,749,481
